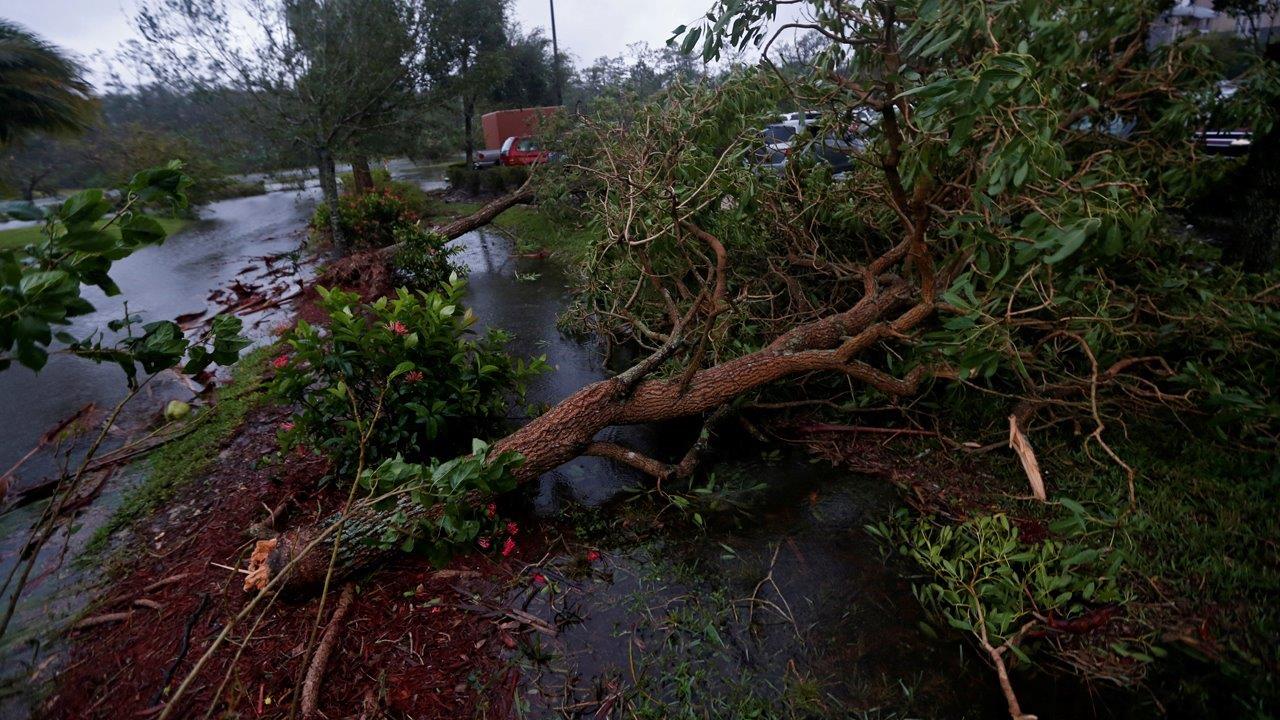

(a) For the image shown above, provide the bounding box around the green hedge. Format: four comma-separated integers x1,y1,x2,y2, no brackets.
445,164,529,195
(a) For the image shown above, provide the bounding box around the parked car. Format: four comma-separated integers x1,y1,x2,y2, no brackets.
751,117,865,175
501,136,553,166
751,122,801,171
1197,129,1253,156
473,148,502,169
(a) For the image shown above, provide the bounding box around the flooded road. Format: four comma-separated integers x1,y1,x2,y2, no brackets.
0,186,320,716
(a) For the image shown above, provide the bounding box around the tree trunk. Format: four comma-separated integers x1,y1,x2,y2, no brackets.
351,154,374,195
374,183,533,259
246,271,931,593
316,146,346,251
463,96,475,169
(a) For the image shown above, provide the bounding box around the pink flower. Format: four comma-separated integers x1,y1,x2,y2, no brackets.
586,550,601,563
280,421,295,432
404,370,424,383
501,538,517,557
506,521,519,536
485,503,497,518
477,537,491,550
531,572,546,586
387,321,408,335
272,354,290,369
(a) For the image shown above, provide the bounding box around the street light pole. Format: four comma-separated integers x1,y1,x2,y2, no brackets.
550,0,563,106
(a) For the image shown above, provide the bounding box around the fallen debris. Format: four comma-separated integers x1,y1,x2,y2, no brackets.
301,583,357,719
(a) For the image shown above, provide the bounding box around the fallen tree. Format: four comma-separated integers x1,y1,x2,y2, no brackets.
246,3,1278,717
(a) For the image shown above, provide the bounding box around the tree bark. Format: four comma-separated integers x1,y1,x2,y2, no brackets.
316,146,346,251
350,155,374,195
463,96,475,169
247,272,932,592
373,183,534,259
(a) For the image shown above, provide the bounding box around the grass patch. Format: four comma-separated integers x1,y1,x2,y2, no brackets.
81,347,271,560
434,200,595,265
0,216,192,251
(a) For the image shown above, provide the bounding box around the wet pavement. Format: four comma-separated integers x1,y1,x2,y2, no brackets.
0,185,320,717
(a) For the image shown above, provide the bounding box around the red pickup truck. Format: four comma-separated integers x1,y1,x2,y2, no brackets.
499,136,552,166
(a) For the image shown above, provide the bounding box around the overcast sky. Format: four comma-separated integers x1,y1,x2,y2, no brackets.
1,0,807,87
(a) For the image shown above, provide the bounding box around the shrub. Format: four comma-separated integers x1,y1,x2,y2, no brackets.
391,225,463,291
358,444,524,564
445,164,529,196
311,186,422,248
270,279,547,479
445,163,481,195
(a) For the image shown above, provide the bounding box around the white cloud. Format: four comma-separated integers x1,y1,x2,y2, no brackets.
2,0,810,87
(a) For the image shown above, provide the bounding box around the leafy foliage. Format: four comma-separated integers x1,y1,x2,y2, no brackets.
390,226,463,291
548,0,1280,453
270,279,547,478
0,162,248,380
358,440,523,564
871,510,1129,664
311,185,425,248
0,20,97,145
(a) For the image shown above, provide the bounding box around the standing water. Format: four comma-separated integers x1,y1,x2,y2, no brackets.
0,186,319,715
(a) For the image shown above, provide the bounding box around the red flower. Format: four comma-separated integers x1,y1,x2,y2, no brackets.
477,537,491,550
404,370,424,383
506,521,519,536
501,538,517,557
272,354,290,369
586,550,601,563
531,572,546,586
387,321,409,335
485,503,497,518
280,421,295,432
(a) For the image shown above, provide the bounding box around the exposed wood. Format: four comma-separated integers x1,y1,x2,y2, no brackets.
1008,415,1047,502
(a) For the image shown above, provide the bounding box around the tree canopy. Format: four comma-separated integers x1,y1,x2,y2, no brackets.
0,20,97,146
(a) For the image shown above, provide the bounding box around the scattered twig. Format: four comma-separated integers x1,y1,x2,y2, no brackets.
72,612,132,631
301,583,357,719
142,573,191,594
151,593,210,707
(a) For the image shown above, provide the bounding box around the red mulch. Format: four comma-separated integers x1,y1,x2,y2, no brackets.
43,401,539,719
296,251,395,326
44,251,539,719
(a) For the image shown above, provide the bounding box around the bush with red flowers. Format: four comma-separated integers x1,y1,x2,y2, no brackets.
270,278,548,478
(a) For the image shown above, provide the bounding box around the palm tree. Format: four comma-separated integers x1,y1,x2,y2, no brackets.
0,20,97,146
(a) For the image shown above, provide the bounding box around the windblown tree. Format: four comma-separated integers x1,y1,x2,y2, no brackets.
133,0,433,248
423,0,510,164
0,20,97,147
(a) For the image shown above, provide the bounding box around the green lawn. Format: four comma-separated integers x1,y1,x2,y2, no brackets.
434,201,595,264
0,217,193,251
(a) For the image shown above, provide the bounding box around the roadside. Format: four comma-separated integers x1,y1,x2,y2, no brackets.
0,216,191,251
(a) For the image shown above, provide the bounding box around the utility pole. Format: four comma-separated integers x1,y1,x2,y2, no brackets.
550,0,563,106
